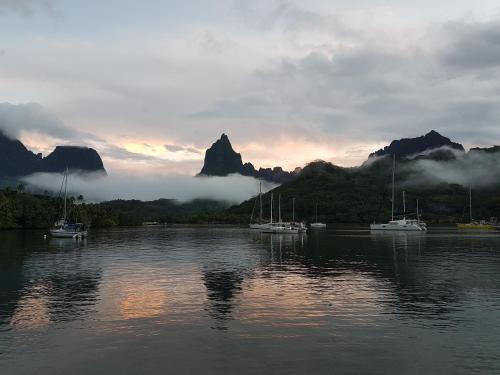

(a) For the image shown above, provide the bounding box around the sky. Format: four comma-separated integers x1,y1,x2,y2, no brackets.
2,0,500,175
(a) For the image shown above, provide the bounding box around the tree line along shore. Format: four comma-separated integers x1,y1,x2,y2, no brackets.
1,180,499,230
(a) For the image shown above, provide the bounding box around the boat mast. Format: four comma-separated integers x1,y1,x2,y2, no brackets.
469,185,472,223
403,191,406,220
278,194,282,223
292,197,295,222
63,168,68,222
270,193,273,224
391,154,395,221
259,181,263,224
416,199,420,222
315,202,318,223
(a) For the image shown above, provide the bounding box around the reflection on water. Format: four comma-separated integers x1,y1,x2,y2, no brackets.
203,270,243,329
1,227,500,374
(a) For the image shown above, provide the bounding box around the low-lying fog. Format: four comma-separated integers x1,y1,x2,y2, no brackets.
22,172,276,203
403,148,500,188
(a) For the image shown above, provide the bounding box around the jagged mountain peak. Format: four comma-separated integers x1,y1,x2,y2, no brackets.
369,130,465,159
199,133,243,177
198,133,297,183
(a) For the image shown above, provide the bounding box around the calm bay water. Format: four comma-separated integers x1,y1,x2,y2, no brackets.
1,226,500,374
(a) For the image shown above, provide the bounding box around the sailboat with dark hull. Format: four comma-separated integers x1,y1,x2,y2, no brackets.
50,169,88,238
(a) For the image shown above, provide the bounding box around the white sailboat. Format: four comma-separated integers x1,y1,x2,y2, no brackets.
249,181,272,230
310,203,326,229
370,155,426,232
287,197,307,232
262,194,299,234
50,169,88,238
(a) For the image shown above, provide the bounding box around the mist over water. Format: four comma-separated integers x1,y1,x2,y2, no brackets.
22,172,276,203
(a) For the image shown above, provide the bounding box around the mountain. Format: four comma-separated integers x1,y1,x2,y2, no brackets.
0,131,106,177
40,146,105,173
229,158,500,224
0,131,41,176
469,145,500,154
199,134,245,176
198,134,297,183
369,130,465,159
229,131,500,224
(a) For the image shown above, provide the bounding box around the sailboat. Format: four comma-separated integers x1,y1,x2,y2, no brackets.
262,194,299,234
287,197,307,232
50,169,88,238
249,181,271,230
457,186,495,230
370,155,426,231
310,202,326,228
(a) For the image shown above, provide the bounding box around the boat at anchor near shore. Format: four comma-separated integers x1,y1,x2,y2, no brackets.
457,186,497,230
370,155,427,232
261,193,300,234
50,169,88,239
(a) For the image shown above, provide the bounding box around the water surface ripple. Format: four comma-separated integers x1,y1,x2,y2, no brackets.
1,226,500,374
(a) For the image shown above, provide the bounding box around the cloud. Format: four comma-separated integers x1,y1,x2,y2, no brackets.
0,0,56,16
0,102,101,143
164,144,202,154
189,96,274,120
186,147,202,154
440,19,500,70
402,150,500,188
100,144,161,162
3,1,500,171
164,144,184,152
22,172,277,203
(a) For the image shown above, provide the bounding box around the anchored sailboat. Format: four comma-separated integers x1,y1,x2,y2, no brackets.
50,169,88,238
262,193,299,234
370,155,426,231
249,181,272,230
310,202,326,229
288,197,307,232
456,186,496,230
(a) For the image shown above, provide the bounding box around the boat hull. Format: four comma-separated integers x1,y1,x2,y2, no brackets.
370,223,426,231
310,223,327,229
50,229,88,238
261,225,299,234
456,223,496,230
249,223,271,230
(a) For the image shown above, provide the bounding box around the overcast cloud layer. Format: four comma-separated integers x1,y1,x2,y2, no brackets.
2,0,500,172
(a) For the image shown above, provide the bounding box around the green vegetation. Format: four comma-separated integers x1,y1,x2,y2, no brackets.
229,160,500,224
3,158,500,230
0,189,236,230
